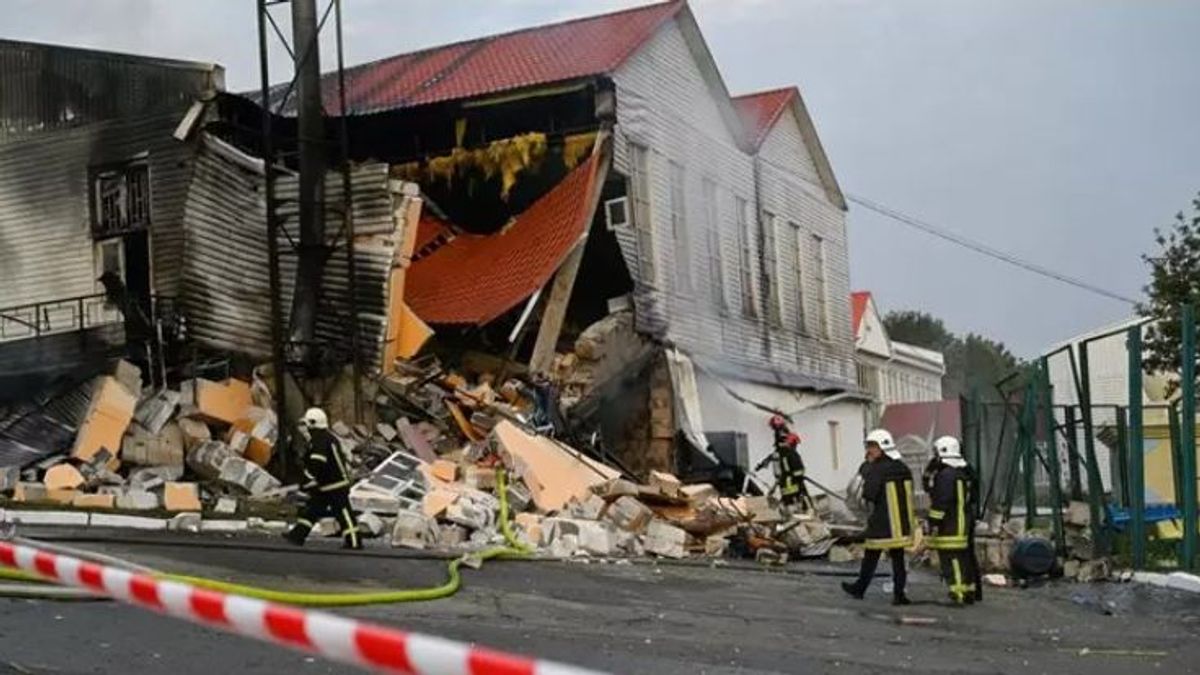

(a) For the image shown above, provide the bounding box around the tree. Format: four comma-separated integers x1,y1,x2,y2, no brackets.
881,310,955,352
1139,191,1200,381
883,312,1021,400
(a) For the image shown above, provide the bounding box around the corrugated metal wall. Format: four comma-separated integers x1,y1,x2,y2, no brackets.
0,112,196,310
0,39,222,143
180,135,398,370
609,18,856,391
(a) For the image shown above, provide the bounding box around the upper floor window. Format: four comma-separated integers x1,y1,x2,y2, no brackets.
810,233,829,339
762,211,781,327
702,178,727,314
90,162,150,238
628,142,656,285
668,161,692,294
787,221,807,333
736,196,756,318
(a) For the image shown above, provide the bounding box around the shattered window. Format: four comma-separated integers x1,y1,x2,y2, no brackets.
763,211,781,327
736,196,756,317
668,161,692,294
628,142,656,285
91,162,150,237
702,178,727,314
811,233,829,338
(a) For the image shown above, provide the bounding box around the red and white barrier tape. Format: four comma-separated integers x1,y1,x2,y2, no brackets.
0,540,605,675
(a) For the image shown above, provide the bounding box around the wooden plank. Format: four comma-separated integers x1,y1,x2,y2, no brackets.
528,130,612,375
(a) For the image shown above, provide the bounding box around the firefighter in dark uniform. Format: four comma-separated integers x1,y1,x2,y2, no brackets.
842,429,916,605
924,435,977,605
284,407,362,550
760,415,810,511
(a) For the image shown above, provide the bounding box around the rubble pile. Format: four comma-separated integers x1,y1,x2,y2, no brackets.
0,356,843,563
0,360,287,516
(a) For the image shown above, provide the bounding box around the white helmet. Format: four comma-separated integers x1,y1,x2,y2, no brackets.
934,435,967,468
302,407,329,430
865,429,901,460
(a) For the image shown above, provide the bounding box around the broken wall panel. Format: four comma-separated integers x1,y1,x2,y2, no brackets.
0,112,197,314
180,134,400,368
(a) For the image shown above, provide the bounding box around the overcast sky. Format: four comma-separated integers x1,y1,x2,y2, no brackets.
7,0,1199,356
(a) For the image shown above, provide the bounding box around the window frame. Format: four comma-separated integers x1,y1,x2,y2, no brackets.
701,177,728,314
88,160,151,239
627,141,657,286
810,233,830,339
736,196,756,318
668,160,692,295
762,211,781,327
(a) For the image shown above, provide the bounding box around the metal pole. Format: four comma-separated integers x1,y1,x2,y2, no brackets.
1115,408,1128,508
1127,326,1146,569
1078,341,1106,553
1181,304,1197,570
1169,402,1183,520
1064,406,1083,500
1023,385,1038,530
287,0,327,362
1040,358,1066,557
259,0,290,476
334,0,362,422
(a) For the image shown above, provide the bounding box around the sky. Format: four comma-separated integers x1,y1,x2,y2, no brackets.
6,0,1200,356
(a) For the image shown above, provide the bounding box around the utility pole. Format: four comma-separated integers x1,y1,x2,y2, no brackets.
288,0,327,363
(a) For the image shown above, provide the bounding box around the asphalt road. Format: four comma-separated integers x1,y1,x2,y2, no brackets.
1,531,1199,674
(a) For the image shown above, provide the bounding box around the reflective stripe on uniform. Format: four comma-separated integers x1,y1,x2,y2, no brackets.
929,509,945,520
886,482,902,541
928,535,968,550
956,479,967,539
865,535,914,550
310,454,328,463
318,480,351,492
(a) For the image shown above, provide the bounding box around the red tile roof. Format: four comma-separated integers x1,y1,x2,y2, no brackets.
318,1,684,114
406,153,602,325
732,87,796,150
851,291,871,337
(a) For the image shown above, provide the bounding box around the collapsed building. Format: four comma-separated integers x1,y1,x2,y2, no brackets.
0,1,868,497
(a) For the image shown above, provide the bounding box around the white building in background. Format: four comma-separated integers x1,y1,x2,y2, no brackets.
851,292,946,422
1045,316,1152,492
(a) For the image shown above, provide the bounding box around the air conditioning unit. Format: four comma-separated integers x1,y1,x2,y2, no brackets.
604,196,630,230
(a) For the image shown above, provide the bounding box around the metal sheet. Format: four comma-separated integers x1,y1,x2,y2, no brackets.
180,134,398,370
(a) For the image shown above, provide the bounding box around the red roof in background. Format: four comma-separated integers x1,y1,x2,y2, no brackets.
406,153,601,325
732,87,796,150
315,1,684,114
880,400,961,444
851,291,871,337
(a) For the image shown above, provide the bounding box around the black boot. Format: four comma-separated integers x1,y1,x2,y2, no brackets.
892,593,912,606
841,581,864,599
283,527,307,547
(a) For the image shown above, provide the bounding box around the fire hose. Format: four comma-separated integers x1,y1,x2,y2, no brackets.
0,470,608,673
0,471,531,606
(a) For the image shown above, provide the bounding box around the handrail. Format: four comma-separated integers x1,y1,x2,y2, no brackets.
0,293,177,343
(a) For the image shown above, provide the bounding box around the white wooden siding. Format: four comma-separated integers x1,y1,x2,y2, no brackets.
611,17,855,389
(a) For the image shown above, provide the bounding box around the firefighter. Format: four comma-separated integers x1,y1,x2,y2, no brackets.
925,435,977,605
761,415,810,511
284,407,362,550
841,429,916,605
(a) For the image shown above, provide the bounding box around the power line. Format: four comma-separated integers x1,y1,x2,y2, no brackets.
846,193,1139,306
